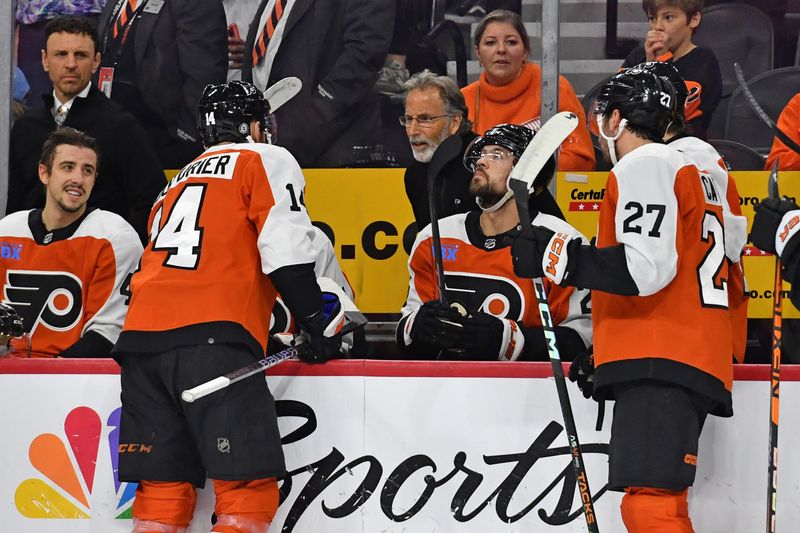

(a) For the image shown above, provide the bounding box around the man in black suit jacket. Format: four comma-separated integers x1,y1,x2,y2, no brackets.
9,16,165,244
96,0,228,169
242,0,393,168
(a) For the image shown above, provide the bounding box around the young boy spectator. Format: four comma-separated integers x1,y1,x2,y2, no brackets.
622,0,721,139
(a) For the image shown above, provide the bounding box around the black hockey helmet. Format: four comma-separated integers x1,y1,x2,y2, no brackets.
463,123,556,193
197,81,269,146
0,303,24,338
633,61,688,123
592,69,676,142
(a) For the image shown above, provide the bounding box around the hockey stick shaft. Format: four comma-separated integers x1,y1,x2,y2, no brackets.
766,161,781,533
733,62,800,156
426,134,464,303
181,345,304,403
509,179,599,532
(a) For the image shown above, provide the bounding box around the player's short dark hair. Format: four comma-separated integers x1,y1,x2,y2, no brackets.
642,0,704,18
473,9,531,55
403,70,473,134
44,16,98,53
40,127,100,174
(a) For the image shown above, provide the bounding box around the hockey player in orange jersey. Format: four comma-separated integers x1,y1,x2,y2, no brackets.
510,69,736,532
397,123,591,361
0,127,142,358
113,81,344,533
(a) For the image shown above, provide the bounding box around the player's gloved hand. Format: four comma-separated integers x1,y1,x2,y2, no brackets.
0,303,27,357
297,292,345,364
510,225,580,284
407,300,465,349
568,345,595,399
750,197,800,257
455,311,525,361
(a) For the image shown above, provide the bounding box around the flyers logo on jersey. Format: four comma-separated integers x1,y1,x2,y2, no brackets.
3,270,83,334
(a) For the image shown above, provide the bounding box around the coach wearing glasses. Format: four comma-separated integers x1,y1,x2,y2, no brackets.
401,70,478,231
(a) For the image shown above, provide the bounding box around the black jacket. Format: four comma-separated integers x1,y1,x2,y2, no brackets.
96,0,228,167
403,130,479,230
9,86,165,243
242,0,393,167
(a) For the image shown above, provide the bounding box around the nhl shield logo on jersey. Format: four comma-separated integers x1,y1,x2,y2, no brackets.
3,270,83,334
217,437,231,453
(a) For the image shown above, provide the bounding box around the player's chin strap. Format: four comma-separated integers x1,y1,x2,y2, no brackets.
476,190,513,213
596,115,628,166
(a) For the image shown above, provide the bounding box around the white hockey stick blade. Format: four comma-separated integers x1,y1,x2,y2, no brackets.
263,77,302,113
508,111,579,192
181,376,231,403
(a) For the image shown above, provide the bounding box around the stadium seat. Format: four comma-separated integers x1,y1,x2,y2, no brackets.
694,3,774,96
707,139,766,170
724,66,800,154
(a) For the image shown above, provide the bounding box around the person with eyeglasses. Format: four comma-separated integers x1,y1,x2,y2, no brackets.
400,70,479,231
461,9,595,171
396,123,591,361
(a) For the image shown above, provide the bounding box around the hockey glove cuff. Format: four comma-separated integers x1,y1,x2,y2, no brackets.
568,345,595,399
540,230,581,285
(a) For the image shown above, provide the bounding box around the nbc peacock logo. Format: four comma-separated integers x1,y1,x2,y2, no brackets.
14,406,137,519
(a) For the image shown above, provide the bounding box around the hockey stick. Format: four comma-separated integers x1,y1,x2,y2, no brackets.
263,77,302,114
426,134,464,303
181,283,368,404
508,112,600,532
733,63,800,156
766,159,782,533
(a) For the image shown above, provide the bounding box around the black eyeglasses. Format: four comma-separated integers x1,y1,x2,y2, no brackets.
398,114,452,127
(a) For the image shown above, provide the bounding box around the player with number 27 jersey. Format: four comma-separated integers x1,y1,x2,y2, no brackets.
117,142,317,356
593,142,733,415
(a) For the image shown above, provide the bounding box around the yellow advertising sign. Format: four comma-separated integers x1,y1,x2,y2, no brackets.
305,169,800,318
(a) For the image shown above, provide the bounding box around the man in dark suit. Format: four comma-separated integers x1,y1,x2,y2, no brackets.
242,0,393,168
9,16,165,244
96,0,228,169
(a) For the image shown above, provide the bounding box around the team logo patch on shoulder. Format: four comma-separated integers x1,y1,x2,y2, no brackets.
0,242,22,260
441,244,459,261
3,270,83,334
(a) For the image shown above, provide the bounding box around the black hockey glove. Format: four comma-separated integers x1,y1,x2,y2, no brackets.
750,197,800,256
568,346,595,399
297,305,343,364
455,311,525,361
408,300,465,349
510,225,581,284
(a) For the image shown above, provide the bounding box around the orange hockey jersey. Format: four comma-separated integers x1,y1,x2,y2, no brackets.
0,209,142,357
400,211,592,357
592,143,734,416
117,142,318,355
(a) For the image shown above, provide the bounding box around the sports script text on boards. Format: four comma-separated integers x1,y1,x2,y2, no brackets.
156,152,240,202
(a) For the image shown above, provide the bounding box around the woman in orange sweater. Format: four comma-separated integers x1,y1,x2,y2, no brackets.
462,10,595,171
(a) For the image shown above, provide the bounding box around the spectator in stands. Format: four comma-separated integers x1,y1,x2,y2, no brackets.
15,0,105,104
9,16,165,244
765,93,800,170
0,128,142,358
401,71,477,230
222,0,259,82
461,10,595,171
622,0,721,139
96,0,228,169
242,0,393,168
